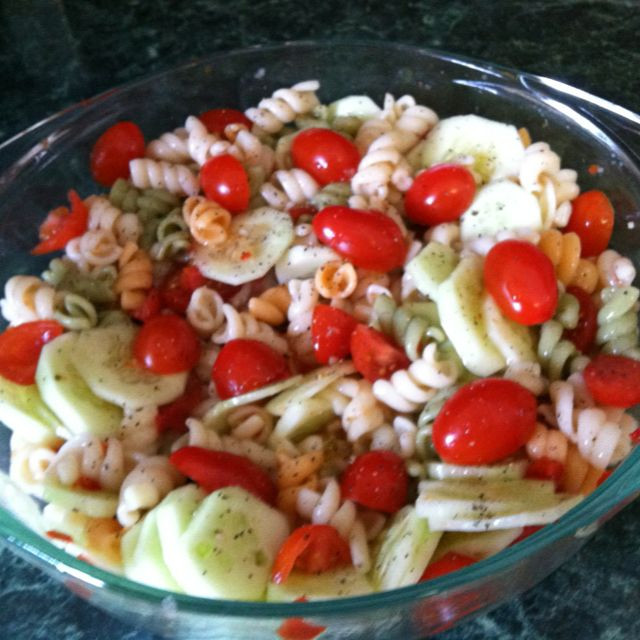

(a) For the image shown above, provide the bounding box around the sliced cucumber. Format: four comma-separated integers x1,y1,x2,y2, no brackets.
406,241,458,301
194,207,294,285
426,460,528,481
328,95,381,120
71,326,187,409
460,180,542,242
272,396,336,443
42,482,118,518
434,528,523,561
121,508,182,591
201,375,302,432
0,376,63,444
436,255,505,376
266,363,355,417
267,567,374,602
482,294,536,364
168,487,289,600
421,115,525,183
36,333,123,438
275,245,342,283
373,506,441,590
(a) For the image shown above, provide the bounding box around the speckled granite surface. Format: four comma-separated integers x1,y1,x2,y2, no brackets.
1,1,640,638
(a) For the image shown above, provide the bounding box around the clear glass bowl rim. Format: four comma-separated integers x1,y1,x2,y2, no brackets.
0,38,638,619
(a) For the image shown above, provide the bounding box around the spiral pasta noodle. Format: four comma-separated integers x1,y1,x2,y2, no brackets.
227,405,274,443
597,249,636,288
115,242,153,312
66,229,123,270
329,378,387,442
53,293,98,330
146,126,190,164
315,261,358,300
503,361,547,396
245,80,320,135
287,278,319,335
150,208,191,259
180,196,231,248
9,435,59,493
538,229,599,293
310,181,352,209
43,258,117,304
0,275,58,325
129,158,199,197
596,285,640,357
186,286,225,336
248,285,291,326
370,415,418,460
260,168,320,209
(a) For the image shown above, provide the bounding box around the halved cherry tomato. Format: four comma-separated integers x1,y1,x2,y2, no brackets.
311,305,358,365
419,552,476,581
32,190,89,255
200,154,249,213
484,240,558,325
169,446,276,505
340,450,408,513
433,379,537,465
211,339,290,400
565,190,614,257
525,457,564,489
155,375,206,433
404,164,476,226
133,314,200,374
271,524,351,584
583,354,640,408
0,320,64,385
291,128,360,186
350,324,410,382
198,108,252,134
277,617,326,640
132,287,163,322
312,206,407,272
563,285,598,353
90,121,145,187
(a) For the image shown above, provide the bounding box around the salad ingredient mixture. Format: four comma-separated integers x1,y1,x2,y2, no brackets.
1,79,638,605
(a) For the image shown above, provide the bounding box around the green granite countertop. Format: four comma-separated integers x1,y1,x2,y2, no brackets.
1,1,640,639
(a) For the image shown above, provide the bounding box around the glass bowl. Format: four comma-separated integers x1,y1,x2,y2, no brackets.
0,41,638,640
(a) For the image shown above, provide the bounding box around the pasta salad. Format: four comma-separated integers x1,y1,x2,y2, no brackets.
1,79,639,602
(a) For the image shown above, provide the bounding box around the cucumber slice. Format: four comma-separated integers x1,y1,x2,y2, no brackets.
373,506,441,590
272,396,336,442
71,326,187,409
328,95,381,120
482,294,536,365
434,528,523,561
427,460,528,481
436,255,505,377
194,207,294,285
460,180,542,242
267,567,374,602
36,333,123,438
169,487,289,600
266,363,355,417
0,376,63,444
201,375,302,432
421,115,525,183
121,508,182,591
406,242,458,301
42,482,118,518
275,245,342,283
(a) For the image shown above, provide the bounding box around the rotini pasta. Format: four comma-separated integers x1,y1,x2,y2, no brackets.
182,195,231,247
260,168,319,210
115,242,153,312
315,261,358,300
129,158,199,197
150,208,191,259
248,285,291,326
1,275,57,325
596,285,640,357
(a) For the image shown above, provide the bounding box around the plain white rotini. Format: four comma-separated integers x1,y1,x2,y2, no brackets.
227,404,274,443
314,261,358,300
370,415,418,459
372,343,460,413
184,115,220,166
0,275,58,325
129,158,199,196
245,80,320,135
260,168,319,209
146,126,191,164
66,229,123,269
9,434,58,492
212,303,288,353
462,227,540,257
86,195,143,246
597,249,636,288
287,278,319,335
503,361,547,396
186,286,226,336
332,378,386,442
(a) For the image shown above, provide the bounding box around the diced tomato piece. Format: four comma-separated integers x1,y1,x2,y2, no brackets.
419,552,476,581
311,305,358,365
155,375,206,433
526,457,564,489
350,324,410,382
32,190,89,255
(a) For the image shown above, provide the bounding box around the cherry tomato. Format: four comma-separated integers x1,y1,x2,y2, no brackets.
200,154,249,213
0,320,64,385
32,190,89,255
291,128,360,186
169,446,276,505
133,314,200,374
404,164,476,226
277,617,326,640
419,552,476,581
433,379,537,465
525,457,564,489
484,240,558,325
155,375,206,433
288,205,318,222
198,108,252,134
312,206,407,272
340,450,408,513
563,285,598,353
597,469,613,487
271,524,351,584
132,287,163,322
565,190,614,257
350,324,410,382
311,305,358,365
583,354,640,408
90,121,145,187
211,339,290,400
